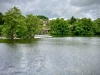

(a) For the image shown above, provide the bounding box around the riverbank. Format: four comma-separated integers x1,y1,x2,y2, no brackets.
0,35,52,40
34,35,52,38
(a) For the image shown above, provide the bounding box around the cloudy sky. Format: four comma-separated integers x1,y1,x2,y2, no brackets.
0,0,100,20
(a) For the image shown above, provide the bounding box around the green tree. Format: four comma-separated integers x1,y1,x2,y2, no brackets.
2,6,24,39
49,18,70,35
81,18,94,35
15,16,27,38
0,25,3,36
0,12,4,25
37,15,48,20
93,18,100,35
25,14,40,38
72,20,85,35
0,12,4,35
73,18,94,35
69,16,76,25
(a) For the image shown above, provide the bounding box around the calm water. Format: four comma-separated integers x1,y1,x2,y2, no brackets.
0,37,100,75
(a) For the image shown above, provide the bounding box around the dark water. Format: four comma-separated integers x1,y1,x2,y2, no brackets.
0,37,100,75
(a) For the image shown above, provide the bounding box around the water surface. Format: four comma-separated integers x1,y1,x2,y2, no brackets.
0,37,100,75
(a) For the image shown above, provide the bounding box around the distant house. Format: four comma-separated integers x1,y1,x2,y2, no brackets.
40,19,50,34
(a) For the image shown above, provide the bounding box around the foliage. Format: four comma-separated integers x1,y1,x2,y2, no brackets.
69,16,76,25
2,6,25,39
93,18,100,35
15,16,27,38
49,18,70,35
25,14,40,38
49,17,99,36
1,7,42,39
72,18,94,35
0,12,4,25
0,25,3,36
37,15,48,20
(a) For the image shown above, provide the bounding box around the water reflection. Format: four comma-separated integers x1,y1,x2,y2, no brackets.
0,37,100,75
0,39,39,44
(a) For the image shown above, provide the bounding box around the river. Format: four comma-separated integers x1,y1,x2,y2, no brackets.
0,37,100,75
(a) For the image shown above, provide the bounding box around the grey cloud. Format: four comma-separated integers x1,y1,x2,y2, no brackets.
70,0,100,7
0,0,100,20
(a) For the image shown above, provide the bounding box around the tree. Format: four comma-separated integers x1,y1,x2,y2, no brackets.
0,12,4,35
49,18,70,35
25,14,40,38
15,16,27,38
2,6,24,39
0,25,3,36
37,15,48,20
0,12,4,25
72,20,85,35
93,18,100,35
73,18,94,35
69,16,76,25
81,18,94,35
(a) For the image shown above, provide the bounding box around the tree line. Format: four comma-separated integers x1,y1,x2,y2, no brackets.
0,7,48,39
48,16,100,36
0,6,100,39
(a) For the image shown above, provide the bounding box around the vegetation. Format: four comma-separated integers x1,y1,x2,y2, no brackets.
25,14,40,38
0,12,4,25
1,7,42,39
48,17,100,36
72,18,94,35
0,12,4,36
49,18,70,35
37,15,48,20
0,25,3,36
0,6,100,39
2,7,26,39
93,18,100,35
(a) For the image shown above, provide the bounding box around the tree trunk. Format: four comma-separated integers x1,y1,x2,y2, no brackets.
11,30,14,40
